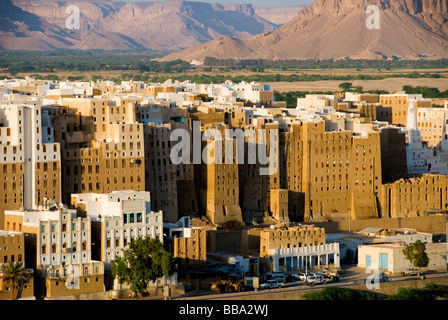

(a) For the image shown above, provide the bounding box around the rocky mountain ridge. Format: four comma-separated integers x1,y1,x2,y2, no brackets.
161,0,448,61
0,0,299,51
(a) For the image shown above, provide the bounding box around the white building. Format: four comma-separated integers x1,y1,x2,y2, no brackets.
0,98,61,210
358,242,447,275
297,94,335,110
71,190,163,262
5,206,91,267
268,242,340,271
357,227,433,245
405,101,448,175
327,227,433,263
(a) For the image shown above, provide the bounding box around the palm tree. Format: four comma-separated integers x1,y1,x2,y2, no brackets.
1,261,32,300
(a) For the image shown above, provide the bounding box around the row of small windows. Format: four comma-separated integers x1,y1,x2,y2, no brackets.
41,222,87,233
41,241,87,254
3,254,22,263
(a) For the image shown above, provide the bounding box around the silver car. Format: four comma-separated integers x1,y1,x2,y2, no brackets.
260,280,282,290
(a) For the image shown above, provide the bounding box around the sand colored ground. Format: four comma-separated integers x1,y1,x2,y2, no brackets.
269,78,448,93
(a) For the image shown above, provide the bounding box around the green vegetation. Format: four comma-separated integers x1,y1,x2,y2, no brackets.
149,71,445,84
1,51,446,85
338,82,353,90
1,261,33,300
0,50,186,74
204,57,448,70
303,283,448,301
111,238,176,297
402,85,448,98
402,240,430,276
302,287,375,300
387,284,448,300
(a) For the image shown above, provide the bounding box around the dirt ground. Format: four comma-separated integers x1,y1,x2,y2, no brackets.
268,78,448,93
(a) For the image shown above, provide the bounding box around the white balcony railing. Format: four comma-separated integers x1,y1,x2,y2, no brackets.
271,242,340,257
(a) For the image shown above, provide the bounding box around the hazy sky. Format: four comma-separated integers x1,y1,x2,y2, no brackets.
114,0,314,7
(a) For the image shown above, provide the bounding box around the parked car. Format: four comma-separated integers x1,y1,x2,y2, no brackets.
290,273,299,280
306,275,327,286
296,272,312,281
401,267,419,276
364,272,391,284
322,268,340,281
312,271,328,278
264,272,287,284
290,272,308,281
260,280,282,290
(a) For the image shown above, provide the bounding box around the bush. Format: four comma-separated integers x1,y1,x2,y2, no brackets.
303,287,374,300
387,284,448,300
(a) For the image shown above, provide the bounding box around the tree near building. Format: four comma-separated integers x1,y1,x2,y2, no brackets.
1,261,32,300
111,238,176,297
402,240,429,277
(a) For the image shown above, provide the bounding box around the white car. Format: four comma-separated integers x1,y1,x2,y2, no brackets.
297,272,311,281
312,271,330,279
290,273,301,281
260,280,282,290
306,275,327,285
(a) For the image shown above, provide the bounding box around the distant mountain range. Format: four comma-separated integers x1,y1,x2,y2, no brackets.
0,0,303,51
161,0,448,61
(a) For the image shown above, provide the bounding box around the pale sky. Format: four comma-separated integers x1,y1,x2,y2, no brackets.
113,0,313,7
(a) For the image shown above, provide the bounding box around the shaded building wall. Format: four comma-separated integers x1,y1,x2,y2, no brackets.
380,127,408,183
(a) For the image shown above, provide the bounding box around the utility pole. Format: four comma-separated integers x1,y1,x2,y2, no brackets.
305,225,308,283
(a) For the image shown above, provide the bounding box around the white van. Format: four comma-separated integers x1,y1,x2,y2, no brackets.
265,272,286,284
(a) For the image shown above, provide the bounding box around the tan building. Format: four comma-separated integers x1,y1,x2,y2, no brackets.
336,101,378,121
278,121,304,221
259,225,339,273
143,122,197,223
416,107,448,148
41,261,104,299
260,225,326,258
270,189,288,222
0,230,25,265
351,131,382,219
46,97,145,205
344,92,380,104
250,115,384,223
166,217,207,266
0,230,34,300
378,174,448,219
0,231,35,300
302,120,352,221
237,119,281,223
198,123,243,226
379,127,408,182
379,92,432,127
138,84,177,98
